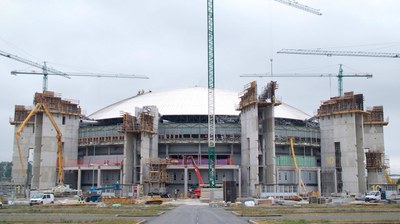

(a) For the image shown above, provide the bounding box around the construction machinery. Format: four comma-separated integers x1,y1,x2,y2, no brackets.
1,49,148,92
15,103,64,186
206,0,320,189
273,0,322,15
277,48,400,58
289,137,307,196
184,156,204,198
85,183,121,202
242,64,372,96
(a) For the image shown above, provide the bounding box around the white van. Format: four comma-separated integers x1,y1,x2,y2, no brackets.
30,193,55,206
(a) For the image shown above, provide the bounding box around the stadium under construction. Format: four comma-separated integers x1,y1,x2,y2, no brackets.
8,80,394,199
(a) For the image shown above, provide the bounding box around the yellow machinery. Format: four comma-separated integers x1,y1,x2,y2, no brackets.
15,103,64,186
289,137,307,195
384,169,396,185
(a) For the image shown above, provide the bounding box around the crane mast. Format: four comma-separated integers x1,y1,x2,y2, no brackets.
207,0,216,188
205,0,320,189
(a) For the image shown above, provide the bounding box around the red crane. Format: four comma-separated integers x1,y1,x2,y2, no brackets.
184,156,204,198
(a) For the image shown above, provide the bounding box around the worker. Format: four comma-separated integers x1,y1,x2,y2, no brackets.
174,189,179,200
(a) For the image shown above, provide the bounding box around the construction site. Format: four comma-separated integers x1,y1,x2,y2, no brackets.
1,1,400,223
1,78,398,203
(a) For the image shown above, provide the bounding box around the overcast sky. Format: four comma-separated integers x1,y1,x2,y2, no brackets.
1,0,399,174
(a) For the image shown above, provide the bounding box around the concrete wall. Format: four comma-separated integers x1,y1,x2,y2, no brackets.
364,124,386,185
240,104,259,196
320,113,367,194
11,124,35,185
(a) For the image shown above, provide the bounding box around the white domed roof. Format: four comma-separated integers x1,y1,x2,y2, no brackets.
89,86,311,121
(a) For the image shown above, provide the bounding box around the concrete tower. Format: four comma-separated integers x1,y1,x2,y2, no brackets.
10,91,81,190
364,106,389,187
238,81,259,196
318,92,367,195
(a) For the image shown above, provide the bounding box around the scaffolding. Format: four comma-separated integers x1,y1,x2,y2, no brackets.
10,105,35,125
140,111,155,133
34,91,81,115
317,91,366,117
236,81,257,110
120,113,140,133
258,81,281,107
364,106,389,125
143,158,171,193
365,152,384,169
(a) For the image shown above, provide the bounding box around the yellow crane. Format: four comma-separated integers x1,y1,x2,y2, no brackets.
15,103,64,186
289,137,307,195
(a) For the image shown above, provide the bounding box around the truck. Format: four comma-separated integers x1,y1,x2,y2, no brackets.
30,193,55,206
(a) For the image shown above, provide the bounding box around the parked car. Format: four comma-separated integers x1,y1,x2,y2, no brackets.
30,193,54,206
365,191,381,202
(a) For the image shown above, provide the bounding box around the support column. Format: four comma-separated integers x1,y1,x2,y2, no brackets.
264,106,276,190
97,167,101,187
317,168,321,195
77,168,81,191
238,168,241,199
298,168,302,194
122,133,136,187
184,167,188,198
32,113,43,189
355,114,367,193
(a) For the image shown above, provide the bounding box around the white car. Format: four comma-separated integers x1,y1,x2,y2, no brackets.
30,193,54,206
365,191,381,202
0,201,2,208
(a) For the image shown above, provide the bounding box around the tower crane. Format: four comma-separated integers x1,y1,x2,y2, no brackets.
1,49,149,92
1,50,69,91
206,0,320,188
277,49,400,58
273,0,322,15
241,64,372,96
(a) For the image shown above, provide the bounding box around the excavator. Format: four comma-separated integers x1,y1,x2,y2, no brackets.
15,103,64,186
184,156,204,198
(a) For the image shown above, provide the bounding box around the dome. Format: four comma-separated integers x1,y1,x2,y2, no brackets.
89,86,311,121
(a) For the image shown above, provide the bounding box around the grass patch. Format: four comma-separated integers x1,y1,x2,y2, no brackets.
0,204,174,223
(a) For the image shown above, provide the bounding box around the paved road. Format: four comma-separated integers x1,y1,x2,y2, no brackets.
146,204,248,224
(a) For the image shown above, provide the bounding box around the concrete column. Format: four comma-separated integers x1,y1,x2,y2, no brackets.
275,168,279,192
184,167,188,198
97,167,101,187
31,113,43,189
317,169,321,195
238,167,241,199
77,168,81,191
355,114,367,193
298,168,302,194
123,132,135,190
264,106,276,187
